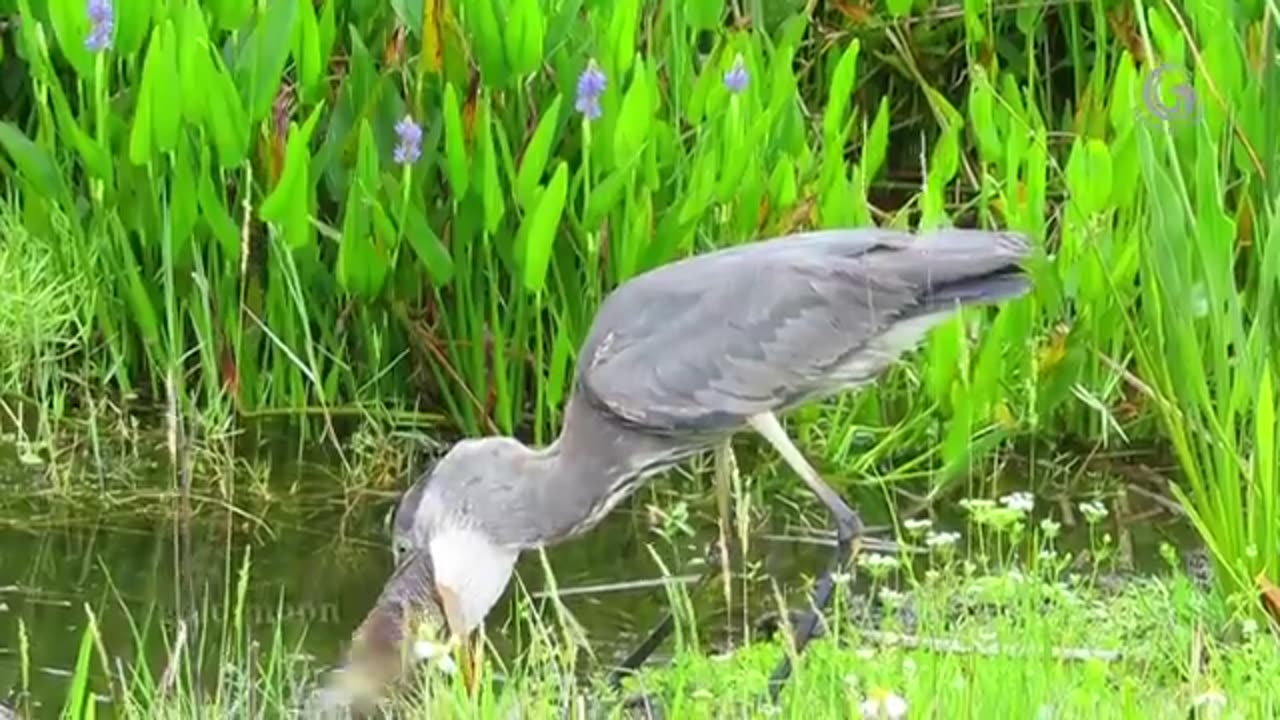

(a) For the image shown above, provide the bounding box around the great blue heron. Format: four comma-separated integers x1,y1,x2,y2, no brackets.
308,226,1032,715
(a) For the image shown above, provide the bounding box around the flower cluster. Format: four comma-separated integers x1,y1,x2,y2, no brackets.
85,0,114,52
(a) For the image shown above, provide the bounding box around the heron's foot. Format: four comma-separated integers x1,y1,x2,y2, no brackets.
617,692,666,720
765,506,863,703
754,607,830,643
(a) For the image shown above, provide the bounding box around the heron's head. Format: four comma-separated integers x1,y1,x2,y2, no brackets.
313,439,531,714
387,437,529,641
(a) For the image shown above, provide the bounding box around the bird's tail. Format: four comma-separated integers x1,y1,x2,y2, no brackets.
899,229,1033,312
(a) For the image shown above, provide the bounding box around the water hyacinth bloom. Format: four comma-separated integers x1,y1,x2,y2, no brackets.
575,59,606,120
393,115,422,165
85,0,114,52
723,53,749,94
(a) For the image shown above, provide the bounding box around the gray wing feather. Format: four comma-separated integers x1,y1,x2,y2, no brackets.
577,228,1030,434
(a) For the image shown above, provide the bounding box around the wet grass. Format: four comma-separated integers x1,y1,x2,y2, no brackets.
1,423,1275,719
2,2,1279,713
6,476,1275,720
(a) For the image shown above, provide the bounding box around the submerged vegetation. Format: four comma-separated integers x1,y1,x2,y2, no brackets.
1,0,1279,716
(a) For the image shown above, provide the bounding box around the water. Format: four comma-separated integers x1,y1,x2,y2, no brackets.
0,428,1203,716
0,431,842,716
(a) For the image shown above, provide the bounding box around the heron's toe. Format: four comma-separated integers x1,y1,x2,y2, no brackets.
618,692,665,720
754,607,831,642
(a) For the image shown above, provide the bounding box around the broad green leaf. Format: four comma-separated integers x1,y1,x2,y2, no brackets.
170,140,200,263
417,0,444,74
0,121,64,199
1065,138,1114,216
1256,363,1276,506
466,0,506,84
967,66,1003,162
115,0,153,56
504,0,545,77
520,161,569,293
403,203,455,285
477,96,505,234
198,147,241,258
128,30,160,165
885,0,912,16
823,40,860,142
516,95,563,208
606,0,639,77
261,103,325,250
121,246,161,352
338,122,380,296
237,0,299,122
211,0,253,31
46,72,113,186
318,1,338,76
686,0,725,29
861,96,890,181
767,155,797,208
46,0,94,79
613,57,651,166
151,19,182,155
442,83,470,199
294,0,325,104
584,165,631,229
179,0,212,125
205,51,251,166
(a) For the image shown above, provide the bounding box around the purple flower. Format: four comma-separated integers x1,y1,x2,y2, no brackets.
724,53,748,94
575,59,606,121
85,0,114,53
394,115,422,165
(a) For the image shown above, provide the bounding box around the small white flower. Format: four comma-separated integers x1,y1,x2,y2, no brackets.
959,498,996,514
1001,491,1035,514
860,688,908,719
1192,689,1226,718
878,588,906,605
856,647,876,661
1078,500,1108,523
1039,517,1062,538
1241,619,1259,636
903,518,933,535
858,553,902,571
925,531,961,549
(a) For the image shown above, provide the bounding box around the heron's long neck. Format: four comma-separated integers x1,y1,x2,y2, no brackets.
508,394,677,546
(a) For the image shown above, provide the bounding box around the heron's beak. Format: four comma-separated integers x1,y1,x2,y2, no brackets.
437,583,483,696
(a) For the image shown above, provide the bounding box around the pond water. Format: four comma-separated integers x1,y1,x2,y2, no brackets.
0,426,1203,717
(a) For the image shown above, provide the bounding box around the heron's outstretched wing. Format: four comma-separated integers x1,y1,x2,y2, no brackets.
576,228,1030,435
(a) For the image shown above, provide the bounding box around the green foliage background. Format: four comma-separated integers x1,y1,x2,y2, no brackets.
0,0,1277,603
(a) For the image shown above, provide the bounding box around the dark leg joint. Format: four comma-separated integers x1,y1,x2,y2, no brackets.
765,499,864,705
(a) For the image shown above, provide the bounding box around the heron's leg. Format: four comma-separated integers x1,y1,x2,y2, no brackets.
746,412,863,703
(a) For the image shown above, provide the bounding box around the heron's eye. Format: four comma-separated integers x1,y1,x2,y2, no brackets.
393,538,411,564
